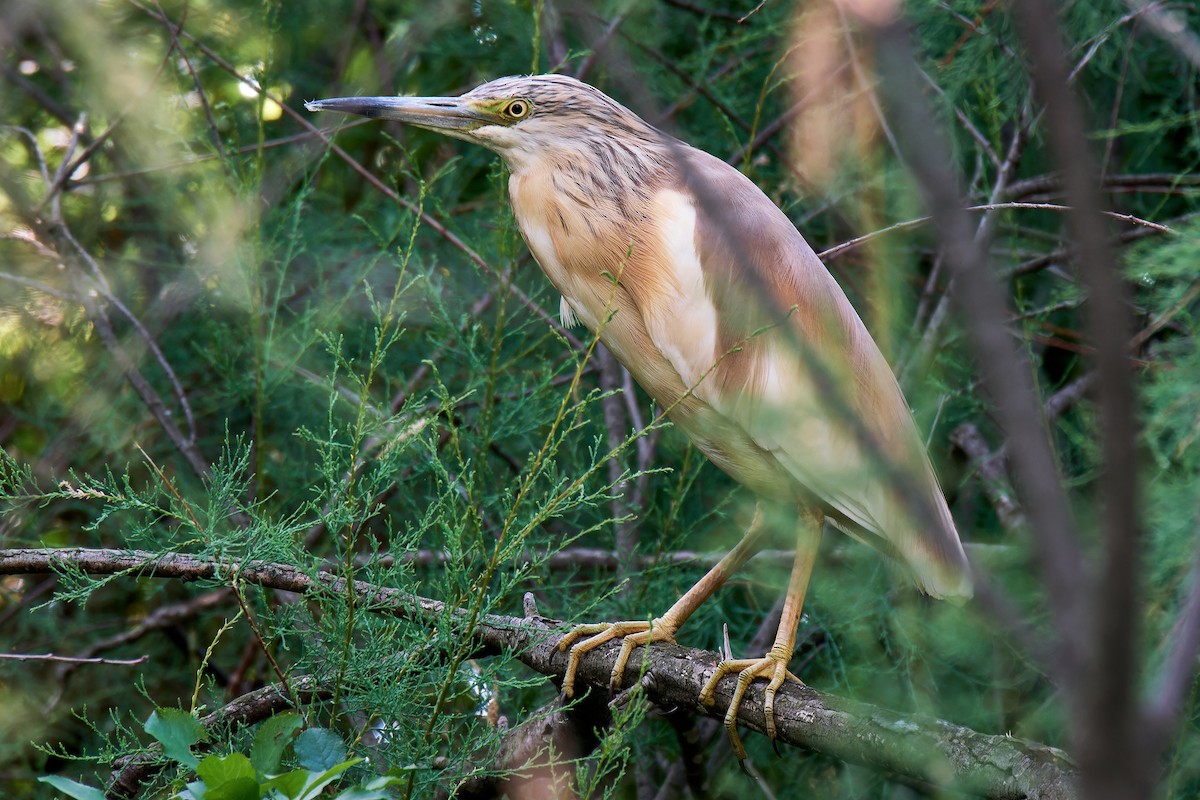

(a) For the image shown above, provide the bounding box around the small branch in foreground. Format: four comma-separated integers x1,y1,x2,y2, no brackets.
1,547,1077,799
871,11,1088,684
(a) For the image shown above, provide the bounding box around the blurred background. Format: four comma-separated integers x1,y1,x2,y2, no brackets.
1,0,1198,797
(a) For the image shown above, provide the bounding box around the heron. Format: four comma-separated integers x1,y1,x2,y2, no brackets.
307,74,971,760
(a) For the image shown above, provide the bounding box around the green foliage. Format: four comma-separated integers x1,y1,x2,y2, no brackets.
38,711,401,800
146,710,208,770
1,0,1198,797
250,712,304,775
36,777,107,800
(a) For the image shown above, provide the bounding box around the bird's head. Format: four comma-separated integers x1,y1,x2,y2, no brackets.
306,74,664,172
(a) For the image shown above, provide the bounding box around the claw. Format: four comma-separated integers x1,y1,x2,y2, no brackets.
699,653,802,763
557,619,676,699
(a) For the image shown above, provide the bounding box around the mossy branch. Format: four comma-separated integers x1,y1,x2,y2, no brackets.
0,547,1076,799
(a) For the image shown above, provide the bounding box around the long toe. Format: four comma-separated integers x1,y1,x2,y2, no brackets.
702,653,797,764
558,619,675,698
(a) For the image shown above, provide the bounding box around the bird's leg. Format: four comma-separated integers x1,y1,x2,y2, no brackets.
699,509,823,763
558,506,769,698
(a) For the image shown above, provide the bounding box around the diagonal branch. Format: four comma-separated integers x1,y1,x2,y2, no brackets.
1008,3,1145,798
869,15,1087,686
1,547,1076,799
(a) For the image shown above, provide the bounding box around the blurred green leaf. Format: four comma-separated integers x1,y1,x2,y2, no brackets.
250,712,303,775
293,728,347,773
145,709,207,770
37,776,106,800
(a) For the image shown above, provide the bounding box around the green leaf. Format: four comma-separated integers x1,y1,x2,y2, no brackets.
203,778,259,800
293,728,347,772
333,774,405,799
261,759,362,800
332,788,394,799
38,776,107,800
262,769,309,799
177,779,208,799
298,759,363,799
196,753,257,787
145,709,207,769
250,712,303,775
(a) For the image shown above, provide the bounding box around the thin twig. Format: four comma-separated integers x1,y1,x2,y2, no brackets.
0,652,148,666
1120,0,1200,68
820,200,1169,261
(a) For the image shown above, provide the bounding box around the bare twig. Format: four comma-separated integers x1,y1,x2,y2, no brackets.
597,347,638,581
0,652,148,666
150,0,227,165
919,66,1000,168
950,423,1024,532
1005,172,1200,202
0,62,77,125
660,0,742,24
820,200,1166,262
900,116,1028,379
1130,276,1200,350
8,118,204,466
1119,0,1200,68
573,7,631,82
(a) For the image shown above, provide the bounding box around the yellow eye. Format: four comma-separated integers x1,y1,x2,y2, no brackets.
505,99,531,119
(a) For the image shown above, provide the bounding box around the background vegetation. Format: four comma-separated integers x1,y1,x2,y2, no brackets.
1,0,1198,797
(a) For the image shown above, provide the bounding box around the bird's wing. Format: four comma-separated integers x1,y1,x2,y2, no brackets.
640,145,970,599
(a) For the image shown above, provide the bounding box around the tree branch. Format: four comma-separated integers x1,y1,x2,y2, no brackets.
869,11,1087,685
1009,3,1144,797
1,547,1077,798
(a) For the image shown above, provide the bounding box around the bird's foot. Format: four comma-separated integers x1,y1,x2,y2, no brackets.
698,651,804,763
557,619,677,699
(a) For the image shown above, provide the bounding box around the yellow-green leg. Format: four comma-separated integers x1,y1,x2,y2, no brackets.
559,506,769,697
699,508,823,763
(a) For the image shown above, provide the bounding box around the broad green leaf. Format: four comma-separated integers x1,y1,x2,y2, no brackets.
293,728,346,772
333,788,395,799
38,776,107,800
204,778,259,800
145,709,207,769
297,759,364,800
250,712,303,775
262,769,309,799
175,779,208,799
196,753,257,787
333,774,405,799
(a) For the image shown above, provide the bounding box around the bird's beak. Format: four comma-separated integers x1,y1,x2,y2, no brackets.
304,95,491,132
